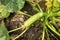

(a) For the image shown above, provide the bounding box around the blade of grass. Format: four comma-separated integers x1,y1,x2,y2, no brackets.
45,27,50,40
46,21,60,37
52,21,59,29
8,26,25,33
13,28,28,40
42,28,45,40
35,0,43,12
49,17,59,29
42,25,46,40
17,11,31,17
49,22,57,31
47,29,58,40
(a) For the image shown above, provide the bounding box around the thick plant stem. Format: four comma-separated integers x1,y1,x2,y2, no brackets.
24,12,43,28
9,12,43,33
11,12,43,40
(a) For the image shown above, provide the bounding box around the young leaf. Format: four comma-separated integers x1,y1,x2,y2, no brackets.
53,0,60,7
0,21,10,40
1,10,10,18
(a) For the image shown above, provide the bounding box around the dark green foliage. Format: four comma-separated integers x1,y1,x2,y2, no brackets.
0,21,9,40
0,0,25,18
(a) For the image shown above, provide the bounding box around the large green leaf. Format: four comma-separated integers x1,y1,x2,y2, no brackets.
0,21,9,40
0,0,25,12
0,0,25,18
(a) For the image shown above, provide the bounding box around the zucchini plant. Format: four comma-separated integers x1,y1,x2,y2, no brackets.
9,0,60,40
0,0,60,40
